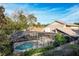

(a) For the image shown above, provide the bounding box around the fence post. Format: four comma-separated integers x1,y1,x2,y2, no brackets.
37,32,38,48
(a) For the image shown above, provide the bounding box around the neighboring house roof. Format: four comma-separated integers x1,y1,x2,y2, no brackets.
55,21,79,27
66,24,79,27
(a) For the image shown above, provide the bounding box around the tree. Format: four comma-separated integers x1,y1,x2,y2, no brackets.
12,10,37,30
54,33,66,47
12,10,28,30
0,7,38,34
0,6,8,37
0,6,7,29
2,16,16,35
27,14,37,29
74,23,79,25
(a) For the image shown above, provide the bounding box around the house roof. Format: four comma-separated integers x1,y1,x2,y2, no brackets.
66,24,79,27
44,21,79,37
56,20,79,27
57,27,79,37
55,21,65,25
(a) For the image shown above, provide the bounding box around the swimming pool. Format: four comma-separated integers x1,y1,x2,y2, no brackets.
15,42,33,52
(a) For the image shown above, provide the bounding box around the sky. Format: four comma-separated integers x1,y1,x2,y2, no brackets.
0,3,79,24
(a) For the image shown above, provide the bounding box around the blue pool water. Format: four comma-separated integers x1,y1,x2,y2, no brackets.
15,42,33,52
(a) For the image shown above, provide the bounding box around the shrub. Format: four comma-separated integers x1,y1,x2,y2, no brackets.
24,45,54,56
54,33,66,46
64,36,70,42
68,44,79,56
0,39,13,56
